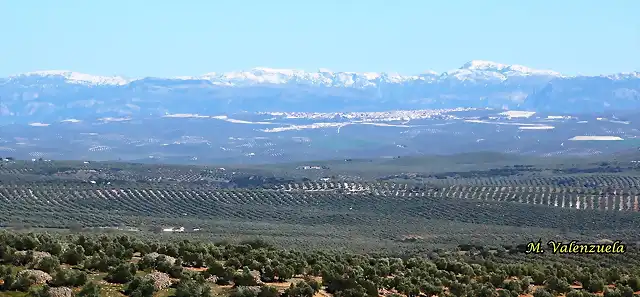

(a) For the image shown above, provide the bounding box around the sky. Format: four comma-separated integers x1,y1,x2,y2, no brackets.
1,0,638,77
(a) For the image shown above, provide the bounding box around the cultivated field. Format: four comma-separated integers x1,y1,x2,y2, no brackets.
0,153,639,252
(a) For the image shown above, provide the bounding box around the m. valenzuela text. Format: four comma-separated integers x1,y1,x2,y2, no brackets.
525,240,625,254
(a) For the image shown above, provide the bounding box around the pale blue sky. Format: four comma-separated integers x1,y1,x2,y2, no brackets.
1,0,638,77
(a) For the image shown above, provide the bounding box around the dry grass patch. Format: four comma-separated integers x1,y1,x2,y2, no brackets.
97,282,125,297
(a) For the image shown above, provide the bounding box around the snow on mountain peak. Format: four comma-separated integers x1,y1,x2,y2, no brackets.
215,67,305,85
448,60,562,81
607,71,640,80
421,70,439,76
188,68,397,87
12,70,131,86
461,60,508,70
460,60,560,76
250,67,297,74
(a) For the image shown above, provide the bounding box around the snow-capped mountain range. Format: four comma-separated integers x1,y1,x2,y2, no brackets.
3,60,575,86
1,60,639,122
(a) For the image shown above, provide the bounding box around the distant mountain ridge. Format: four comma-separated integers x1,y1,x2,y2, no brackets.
2,60,573,86
1,60,639,122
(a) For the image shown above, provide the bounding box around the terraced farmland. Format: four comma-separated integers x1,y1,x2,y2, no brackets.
1,182,639,235
266,177,640,211
1,157,640,251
